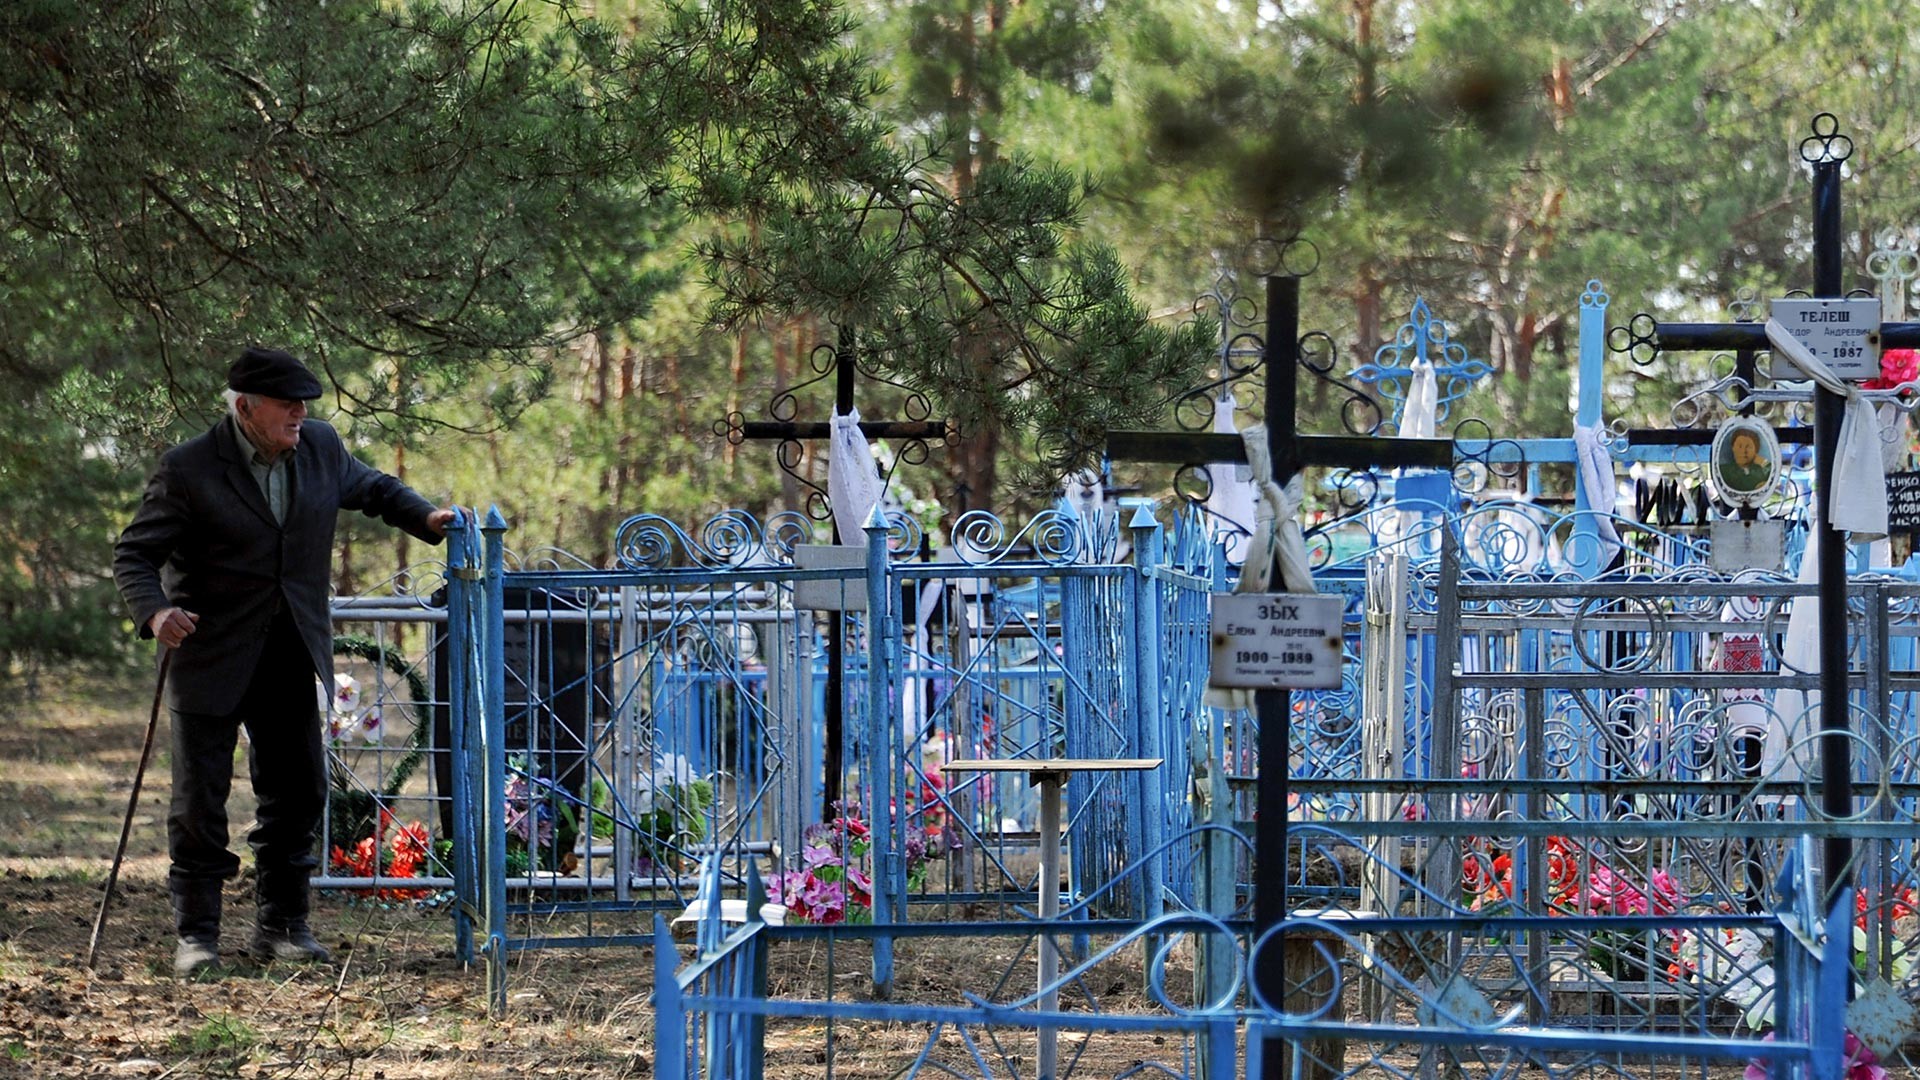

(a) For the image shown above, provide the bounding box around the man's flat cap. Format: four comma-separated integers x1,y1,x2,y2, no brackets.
228,347,324,400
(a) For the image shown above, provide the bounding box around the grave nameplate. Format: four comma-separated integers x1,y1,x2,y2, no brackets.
1886,470,1920,534
1208,593,1344,689
1768,297,1881,380
793,544,868,611
1709,518,1786,572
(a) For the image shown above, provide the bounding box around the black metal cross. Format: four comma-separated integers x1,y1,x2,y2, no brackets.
716,324,947,819
1612,114,1920,901
1108,272,1453,1076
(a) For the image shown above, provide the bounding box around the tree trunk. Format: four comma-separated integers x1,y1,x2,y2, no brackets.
590,329,613,566
337,533,355,599
392,442,408,575
1514,312,1537,384
1354,262,1383,385
953,422,999,521
725,332,746,480
615,339,637,556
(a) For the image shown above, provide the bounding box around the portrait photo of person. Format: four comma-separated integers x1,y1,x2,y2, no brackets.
1713,418,1779,502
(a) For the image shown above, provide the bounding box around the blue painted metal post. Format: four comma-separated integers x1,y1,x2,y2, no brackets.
1194,526,1238,1054
1207,1014,1238,1080
741,865,770,1080
863,505,895,997
482,506,510,1016
652,916,686,1080
1569,279,1611,579
1054,569,1097,962
1814,890,1851,1080
445,512,477,965
1128,504,1168,921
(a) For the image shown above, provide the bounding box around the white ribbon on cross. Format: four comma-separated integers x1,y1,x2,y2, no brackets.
828,407,884,545
1402,358,1438,440
1763,317,1903,793
1763,318,1889,541
1572,423,1623,570
1203,387,1255,564
1380,358,1442,549
1206,423,1316,711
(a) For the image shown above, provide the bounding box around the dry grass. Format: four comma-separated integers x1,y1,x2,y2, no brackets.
0,673,665,1078
0,673,1201,1079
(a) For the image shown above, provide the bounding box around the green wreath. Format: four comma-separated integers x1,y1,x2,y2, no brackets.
326,633,433,852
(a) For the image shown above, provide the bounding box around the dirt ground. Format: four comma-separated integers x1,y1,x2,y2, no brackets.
0,673,1203,1079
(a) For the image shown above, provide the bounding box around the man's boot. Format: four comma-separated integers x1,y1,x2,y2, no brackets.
251,867,331,964
170,878,224,978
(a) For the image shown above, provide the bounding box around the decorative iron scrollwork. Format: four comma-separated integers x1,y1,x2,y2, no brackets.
777,438,833,522
1350,299,1494,434
1300,330,1385,438
1580,279,1610,311
1868,231,1920,288
763,510,817,565
772,341,843,424
1246,222,1320,279
1171,263,1268,436
1609,311,1659,367
1798,112,1853,165
1449,416,1521,493
726,331,955,526
948,508,1090,567
613,510,766,571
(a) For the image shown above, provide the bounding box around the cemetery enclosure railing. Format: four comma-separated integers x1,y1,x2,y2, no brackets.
656,856,1846,1080
424,506,1214,1005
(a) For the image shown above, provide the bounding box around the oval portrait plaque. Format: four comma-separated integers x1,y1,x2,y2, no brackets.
1712,417,1780,506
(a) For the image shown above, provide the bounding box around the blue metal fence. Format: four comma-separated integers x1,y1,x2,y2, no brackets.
653,839,1846,1080
424,503,1215,1008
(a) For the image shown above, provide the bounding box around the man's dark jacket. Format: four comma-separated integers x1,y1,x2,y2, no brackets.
115,417,444,714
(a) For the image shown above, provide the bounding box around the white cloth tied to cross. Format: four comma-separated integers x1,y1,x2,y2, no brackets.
1203,388,1256,564
1572,423,1622,570
1763,318,1889,541
1206,423,1316,710
1761,318,1902,792
828,407,884,544
1380,358,1441,548
1401,359,1438,440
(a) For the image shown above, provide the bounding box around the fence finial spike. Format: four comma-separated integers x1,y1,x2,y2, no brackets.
745,862,767,925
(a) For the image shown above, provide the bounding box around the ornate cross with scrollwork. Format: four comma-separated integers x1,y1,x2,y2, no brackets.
1107,244,1454,1080
712,324,951,821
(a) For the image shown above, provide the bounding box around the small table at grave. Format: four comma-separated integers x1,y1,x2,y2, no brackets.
942,758,1164,1080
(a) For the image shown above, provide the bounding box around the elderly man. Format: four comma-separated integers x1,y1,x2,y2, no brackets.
114,347,456,977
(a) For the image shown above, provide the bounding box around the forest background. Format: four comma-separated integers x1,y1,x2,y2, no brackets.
3,0,1917,687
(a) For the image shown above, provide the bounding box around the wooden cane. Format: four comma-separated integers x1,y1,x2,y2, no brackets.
86,648,172,970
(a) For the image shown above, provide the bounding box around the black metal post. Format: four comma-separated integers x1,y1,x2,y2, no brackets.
823,325,857,820
1254,276,1298,930
1254,277,1299,1080
1811,156,1853,899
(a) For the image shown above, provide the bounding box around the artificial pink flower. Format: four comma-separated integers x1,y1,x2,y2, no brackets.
1865,349,1920,391
1650,869,1685,915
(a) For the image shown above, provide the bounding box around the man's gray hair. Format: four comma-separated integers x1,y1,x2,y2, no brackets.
222,388,257,419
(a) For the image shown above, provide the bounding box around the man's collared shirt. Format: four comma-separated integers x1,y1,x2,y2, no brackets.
232,416,291,524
